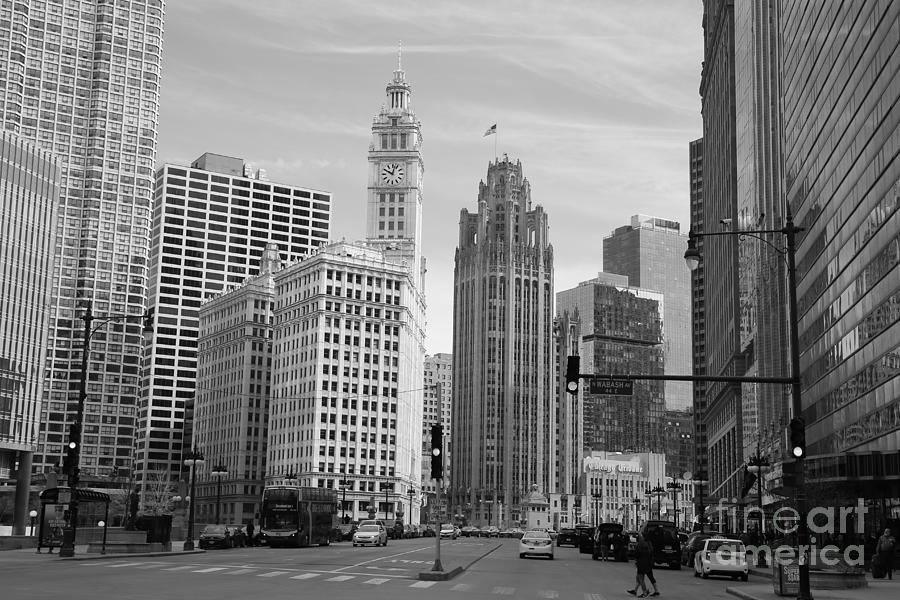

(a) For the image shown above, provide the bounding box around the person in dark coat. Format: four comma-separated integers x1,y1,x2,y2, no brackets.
246,521,256,546
627,534,654,597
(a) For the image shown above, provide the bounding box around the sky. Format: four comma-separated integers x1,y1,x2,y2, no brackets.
156,0,704,355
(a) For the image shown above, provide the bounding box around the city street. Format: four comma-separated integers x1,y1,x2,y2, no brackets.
0,538,757,599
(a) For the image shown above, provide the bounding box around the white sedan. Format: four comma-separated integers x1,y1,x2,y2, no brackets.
519,530,554,559
353,524,388,547
694,538,748,580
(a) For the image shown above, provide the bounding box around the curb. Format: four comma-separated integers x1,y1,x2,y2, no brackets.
417,542,503,581
56,549,207,561
725,587,764,600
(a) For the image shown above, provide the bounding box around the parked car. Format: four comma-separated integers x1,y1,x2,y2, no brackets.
198,524,233,549
519,529,554,559
592,523,629,561
389,523,405,540
439,523,458,539
682,532,715,566
508,527,525,539
640,520,682,569
422,525,436,537
576,524,596,554
556,528,578,547
353,524,388,547
694,538,749,580
483,526,500,537
460,526,476,537
338,523,358,541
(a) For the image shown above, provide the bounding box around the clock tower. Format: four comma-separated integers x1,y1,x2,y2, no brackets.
367,48,425,289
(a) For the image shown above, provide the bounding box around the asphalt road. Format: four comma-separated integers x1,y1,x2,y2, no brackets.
0,538,759,600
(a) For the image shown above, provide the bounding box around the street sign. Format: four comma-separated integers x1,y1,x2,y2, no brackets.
589,378,634,396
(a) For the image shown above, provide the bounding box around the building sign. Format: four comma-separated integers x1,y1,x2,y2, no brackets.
589,379,634,396
583,457,644,474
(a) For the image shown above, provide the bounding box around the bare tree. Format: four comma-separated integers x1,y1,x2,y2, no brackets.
141,470,176,516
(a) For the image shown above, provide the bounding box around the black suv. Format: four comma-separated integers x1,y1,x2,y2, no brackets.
556,528,578,547
640,520,681,569
576,524,596,554
592,523,629,561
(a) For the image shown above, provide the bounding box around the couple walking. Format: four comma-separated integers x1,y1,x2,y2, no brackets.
627,533,660,598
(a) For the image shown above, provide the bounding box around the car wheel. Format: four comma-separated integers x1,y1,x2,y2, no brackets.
741,574,748,582
694,568,700,578
702,571,709,579
549,554,554,560
519,553,525,559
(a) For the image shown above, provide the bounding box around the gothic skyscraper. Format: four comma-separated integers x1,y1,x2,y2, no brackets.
451,156,555,526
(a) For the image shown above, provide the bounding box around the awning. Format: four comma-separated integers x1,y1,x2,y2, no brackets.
40,487,111,503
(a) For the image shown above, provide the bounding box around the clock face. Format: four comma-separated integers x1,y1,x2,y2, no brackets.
380,162,405,185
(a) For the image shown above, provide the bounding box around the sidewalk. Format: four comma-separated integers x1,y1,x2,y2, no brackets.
0,540,203,565
727,576,898,600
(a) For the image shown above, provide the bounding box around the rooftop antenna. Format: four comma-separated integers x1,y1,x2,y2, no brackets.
398,40,402,70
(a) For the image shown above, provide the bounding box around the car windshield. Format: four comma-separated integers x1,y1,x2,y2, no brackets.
358,525,380,532
203,525,226,534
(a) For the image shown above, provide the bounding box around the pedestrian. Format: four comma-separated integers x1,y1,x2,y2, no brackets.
600,531,610,561
627,534,653,598
875,528,897,580
644,537,660,597
246,521,255,546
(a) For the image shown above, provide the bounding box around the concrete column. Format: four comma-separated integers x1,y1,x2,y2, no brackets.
12,450,33,535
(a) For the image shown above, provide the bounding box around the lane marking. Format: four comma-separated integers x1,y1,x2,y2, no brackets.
193,567,228,573
290,573,320,580
493,587,515,595
362,578,390,585
410,581,436,588
325,575,354,582
135,563,167,569
162,565,195,571
106,562,143,568
451,583,472,592
334,545,432,572
225,568,256,575
585,594,606,600
258,571,290,577
538,591,559,599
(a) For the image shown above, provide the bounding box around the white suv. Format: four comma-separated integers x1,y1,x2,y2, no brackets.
694,538,749,581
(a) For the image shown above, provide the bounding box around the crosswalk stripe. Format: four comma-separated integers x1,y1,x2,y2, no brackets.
107,562,142,568
538,591,559,598
362,578,389,585
410,581,436,588
492,587,515,595
584,594,606,600
325,575,354,582
290,573,320,580
225,568,256,575
135,563,166,569
258,571,290,577
451,583,472,592
162,565,195,571
193,567,228,573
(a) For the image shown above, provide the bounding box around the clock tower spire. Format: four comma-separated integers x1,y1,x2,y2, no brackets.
366,49,425,290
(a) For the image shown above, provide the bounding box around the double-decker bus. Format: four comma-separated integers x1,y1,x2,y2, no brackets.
260,484,338,547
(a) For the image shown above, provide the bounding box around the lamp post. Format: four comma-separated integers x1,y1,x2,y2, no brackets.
592,493,602,526
647,482,666,521
183,448,204,551
29,510,37,536
408,488,415,524
211,464,227,525
692,476,708,533
632,498,642,529
58,301,154,557
384,487,390,521
666,478,682,530
685,210,810,598
340,480,351,524
748,450,771,567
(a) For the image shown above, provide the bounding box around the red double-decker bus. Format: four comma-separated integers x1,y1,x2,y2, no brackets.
260,485,337,547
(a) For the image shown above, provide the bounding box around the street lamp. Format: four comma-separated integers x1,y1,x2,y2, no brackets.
211,464,228,525
748,451,771,567
183,448,205,551
592,493,602,525
646,482,666,521
685,210,810,598
666,478,682,530
340,479,352,524
407,488,415,524
692,475,708,533
29,510,37,537
58,301,154,557
632,498,642,529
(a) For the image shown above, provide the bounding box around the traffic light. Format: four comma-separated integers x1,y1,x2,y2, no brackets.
565,355,580,395
430,424,443,481
143,306,155,333
789,417,806,458
62,423,80,476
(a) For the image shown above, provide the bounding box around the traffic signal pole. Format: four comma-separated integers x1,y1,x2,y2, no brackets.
432,483,443,572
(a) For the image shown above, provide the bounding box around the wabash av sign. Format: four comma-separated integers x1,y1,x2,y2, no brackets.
589,378,634,396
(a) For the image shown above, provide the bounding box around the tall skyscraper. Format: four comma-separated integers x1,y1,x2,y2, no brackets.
0,132,58,532
451,155,555,526
688,138,708,498
603,215,692,410
135,153,330,494
697,0,744,505
0,1,166,480
557,273,665,455
193,244,279,526
782,2,900,515
264,56,426,525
